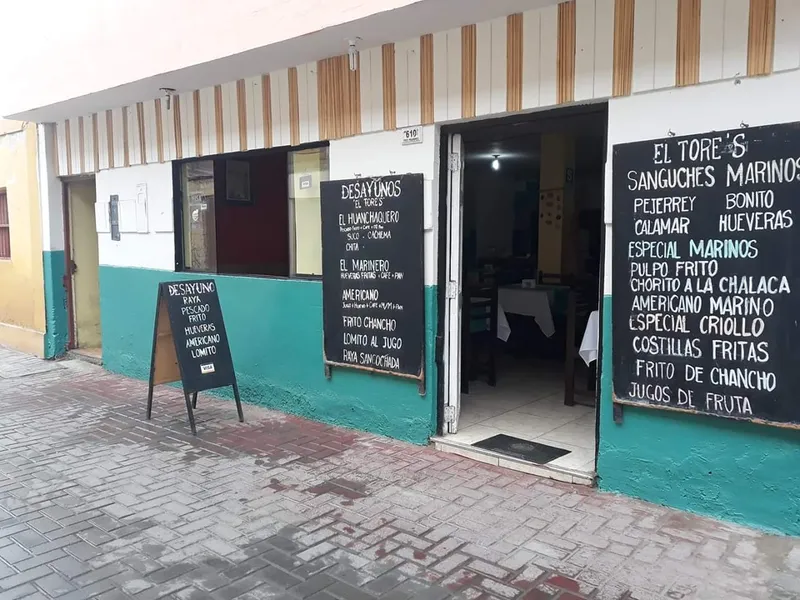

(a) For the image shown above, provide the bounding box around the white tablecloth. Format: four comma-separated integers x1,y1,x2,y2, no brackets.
498,286,555,338
497,306,511,342
579,310,600,365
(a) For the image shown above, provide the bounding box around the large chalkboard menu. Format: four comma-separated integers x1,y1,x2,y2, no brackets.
321,174,425,384
146,279,243,434
613,123,800,427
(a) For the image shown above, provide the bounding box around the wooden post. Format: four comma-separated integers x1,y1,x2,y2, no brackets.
564,289,576,406
232,381,245,423
146,287,162,421
183,391,197,435
146,385,155,420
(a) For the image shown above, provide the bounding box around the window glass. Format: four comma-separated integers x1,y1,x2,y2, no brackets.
289,147,329,276
0,190,9,259
181,161,216,272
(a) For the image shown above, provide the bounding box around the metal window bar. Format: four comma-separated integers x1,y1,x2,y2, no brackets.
0,191,9,258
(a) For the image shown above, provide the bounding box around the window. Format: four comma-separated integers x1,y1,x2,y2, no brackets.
181,161,216,272
289,147,329,276
177,145,329,278
0,190,9,259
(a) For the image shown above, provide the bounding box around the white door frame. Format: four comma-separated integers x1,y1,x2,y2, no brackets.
443,133,464,434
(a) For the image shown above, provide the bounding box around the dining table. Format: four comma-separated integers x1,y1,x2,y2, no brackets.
492,284,568,341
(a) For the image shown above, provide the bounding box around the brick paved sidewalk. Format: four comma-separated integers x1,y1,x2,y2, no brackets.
0,348,797,600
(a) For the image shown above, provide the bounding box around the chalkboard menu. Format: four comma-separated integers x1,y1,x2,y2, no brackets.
321,174,425,383
146,279,243,434
613,123,800,427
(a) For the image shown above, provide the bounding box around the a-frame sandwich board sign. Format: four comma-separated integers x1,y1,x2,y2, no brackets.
146,279,243,434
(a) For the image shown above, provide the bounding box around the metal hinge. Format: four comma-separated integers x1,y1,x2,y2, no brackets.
448,153,461,172
444,405,456,424
446,281,458,299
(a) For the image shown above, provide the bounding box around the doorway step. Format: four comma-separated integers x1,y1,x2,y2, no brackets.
430,436,595,486
67,348,103,366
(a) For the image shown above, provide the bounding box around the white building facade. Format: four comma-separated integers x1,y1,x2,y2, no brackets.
7,0,800,535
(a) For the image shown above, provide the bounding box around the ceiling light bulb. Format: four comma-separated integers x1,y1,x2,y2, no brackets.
492,155,500,171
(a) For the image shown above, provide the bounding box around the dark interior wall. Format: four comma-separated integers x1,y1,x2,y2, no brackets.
214,152,289,276
463,158,539,263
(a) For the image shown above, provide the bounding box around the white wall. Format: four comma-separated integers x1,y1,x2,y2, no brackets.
95,162,175,270
603,68,800,295
330,126,440,286
37,124,64,253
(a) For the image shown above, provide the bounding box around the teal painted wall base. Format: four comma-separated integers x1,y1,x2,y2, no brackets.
99,266,438,444
43,250,68,359
597,295,800,536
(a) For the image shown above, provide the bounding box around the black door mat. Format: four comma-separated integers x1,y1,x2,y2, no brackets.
472,434,570,464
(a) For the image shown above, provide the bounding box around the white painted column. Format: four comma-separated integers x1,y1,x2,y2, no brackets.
36,122,70,358
37,123,65,254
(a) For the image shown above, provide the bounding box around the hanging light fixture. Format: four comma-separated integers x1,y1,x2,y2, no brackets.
159,87,176,110
492,154,500,171
348,39,361,71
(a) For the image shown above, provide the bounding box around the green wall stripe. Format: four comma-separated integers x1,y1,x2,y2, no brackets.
597,295,800,536
99,266,438,444
42,250,68,359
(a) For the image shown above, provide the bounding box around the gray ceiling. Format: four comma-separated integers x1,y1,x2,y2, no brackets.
462,105,607,178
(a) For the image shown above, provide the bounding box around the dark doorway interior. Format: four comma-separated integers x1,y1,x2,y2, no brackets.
446,105,607,474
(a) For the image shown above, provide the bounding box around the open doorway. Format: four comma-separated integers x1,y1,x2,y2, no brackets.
438,106,606,482
65,178,102,362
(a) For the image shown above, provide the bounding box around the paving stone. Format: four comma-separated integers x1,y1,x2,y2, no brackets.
0,567,52,592
183,566,231,592
380,579,431,600
72,563,127,587
306,592,337,600
0,543,31,564
33,573,76,597
53,578,118,600
27,518,61,535
65,541,101,561
260,566,303,589
408,587,450,600
0,347,791,600
10,531,48,550
173,587,208,600
18,592,49,600
468,560,509,580
324,581,376,600
263,548,303,572
211,576,263,600
0,584,38,600
14,550,68,573
149,563,196,585
364,571,407,596
291,572,336,598
292,555,338,580
222,556,270,581
432,553,470,574
297,543,336,562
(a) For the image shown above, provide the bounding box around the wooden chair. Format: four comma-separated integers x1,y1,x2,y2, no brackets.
564,276,598,406
538,271,564,286
461,283,499,394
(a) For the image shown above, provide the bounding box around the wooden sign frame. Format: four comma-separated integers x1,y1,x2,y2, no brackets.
146,281,243,435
